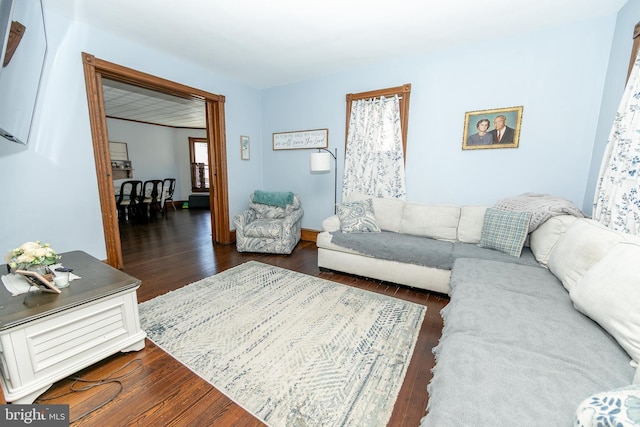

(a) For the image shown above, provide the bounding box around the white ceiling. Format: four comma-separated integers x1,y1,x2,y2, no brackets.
102,79,206,128
46,0,627,90
48,0,628,128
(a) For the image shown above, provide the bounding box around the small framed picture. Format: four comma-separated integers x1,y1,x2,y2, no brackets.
240,135,250,160
462,106,523,150
15,269,61,293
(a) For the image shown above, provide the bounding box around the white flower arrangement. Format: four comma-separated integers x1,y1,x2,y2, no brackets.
5,241,59,271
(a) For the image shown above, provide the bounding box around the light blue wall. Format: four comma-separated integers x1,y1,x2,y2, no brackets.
263,14,620,229
0,5,262,260
0,2,634,262
585,0,640,215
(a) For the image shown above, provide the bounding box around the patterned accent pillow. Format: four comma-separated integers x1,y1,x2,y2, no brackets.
575,385,640,426
337,199,381,233
477,208,531,257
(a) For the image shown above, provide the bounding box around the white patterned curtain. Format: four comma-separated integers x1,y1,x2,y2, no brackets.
342,95,406,200
593,52,640,235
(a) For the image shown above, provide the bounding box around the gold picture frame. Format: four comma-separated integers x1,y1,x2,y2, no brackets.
462,106,523,150
241,135,250,160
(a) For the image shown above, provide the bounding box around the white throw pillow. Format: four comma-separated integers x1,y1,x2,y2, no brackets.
457,206,488,243
529,215,578,266
399,204,460,242
570,242,640,366
547,219,626,291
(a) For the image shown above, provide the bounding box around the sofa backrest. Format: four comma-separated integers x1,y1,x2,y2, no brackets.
546,218,628,291
457,206,488,243
399,203,460,242
529,214,578,266
345,192,405,232
337,193,489,243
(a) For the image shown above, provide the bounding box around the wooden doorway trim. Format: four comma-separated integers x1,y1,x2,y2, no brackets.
81,52,231,269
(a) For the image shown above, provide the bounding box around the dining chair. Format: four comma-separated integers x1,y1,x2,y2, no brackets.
141,179,164,218
116,180,143,221
161,178,177,214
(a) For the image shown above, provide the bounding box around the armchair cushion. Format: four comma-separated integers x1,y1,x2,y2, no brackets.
244,218,285,239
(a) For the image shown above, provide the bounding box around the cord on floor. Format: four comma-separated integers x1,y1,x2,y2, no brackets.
35,358,143,423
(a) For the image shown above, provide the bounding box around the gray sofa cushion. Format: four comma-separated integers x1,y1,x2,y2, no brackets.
452,242,539,267
422,258,634,427
329,231,541,271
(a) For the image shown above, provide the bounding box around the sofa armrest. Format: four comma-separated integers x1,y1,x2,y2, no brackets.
322,215,341,232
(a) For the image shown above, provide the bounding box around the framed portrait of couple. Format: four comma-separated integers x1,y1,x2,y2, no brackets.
462,106,523,150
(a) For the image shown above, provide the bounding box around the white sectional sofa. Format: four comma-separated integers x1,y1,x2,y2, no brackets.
317,193,539,294
317,193,640,425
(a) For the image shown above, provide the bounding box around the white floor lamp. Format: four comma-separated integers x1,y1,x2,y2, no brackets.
310,148,337,213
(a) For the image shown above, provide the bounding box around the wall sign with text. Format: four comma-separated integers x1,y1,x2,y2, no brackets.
272,128,328,150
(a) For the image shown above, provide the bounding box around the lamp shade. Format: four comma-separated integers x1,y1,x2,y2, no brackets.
310,152,331,172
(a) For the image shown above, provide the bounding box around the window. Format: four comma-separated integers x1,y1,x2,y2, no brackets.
345,83,411,161
189,137,209,192
342,84,411,199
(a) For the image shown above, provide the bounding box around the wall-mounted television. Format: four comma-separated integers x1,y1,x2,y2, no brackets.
0,0,46,145
0,1,12,66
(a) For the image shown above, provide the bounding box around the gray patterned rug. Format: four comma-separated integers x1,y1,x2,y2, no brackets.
138,261,426,427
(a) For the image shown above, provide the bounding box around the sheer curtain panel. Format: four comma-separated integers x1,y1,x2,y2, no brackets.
593,51,640,235
342,95,406,200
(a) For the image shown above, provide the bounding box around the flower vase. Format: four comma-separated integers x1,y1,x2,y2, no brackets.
28,264,47,275
27,264,54,282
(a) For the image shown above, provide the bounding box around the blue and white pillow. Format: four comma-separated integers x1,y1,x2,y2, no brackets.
575,385,640,426
478,208,531,257
337,199,381,233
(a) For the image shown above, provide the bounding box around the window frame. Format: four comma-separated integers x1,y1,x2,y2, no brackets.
189,136,209,192
345,83,411,162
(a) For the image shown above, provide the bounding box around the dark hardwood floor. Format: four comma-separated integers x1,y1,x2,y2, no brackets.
15,209,449,426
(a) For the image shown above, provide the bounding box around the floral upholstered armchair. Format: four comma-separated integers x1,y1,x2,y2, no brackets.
233,191,303,254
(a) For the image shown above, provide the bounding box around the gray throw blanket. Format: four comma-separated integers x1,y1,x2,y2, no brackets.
329,231,540,269
494,193,584,232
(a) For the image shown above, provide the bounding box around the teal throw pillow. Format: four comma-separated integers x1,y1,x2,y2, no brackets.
478,208,531,257
337,199,381,233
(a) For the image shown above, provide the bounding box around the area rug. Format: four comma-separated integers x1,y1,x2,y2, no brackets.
138,261,426,427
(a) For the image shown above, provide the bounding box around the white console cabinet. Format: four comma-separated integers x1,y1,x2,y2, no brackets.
0,251,146,403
